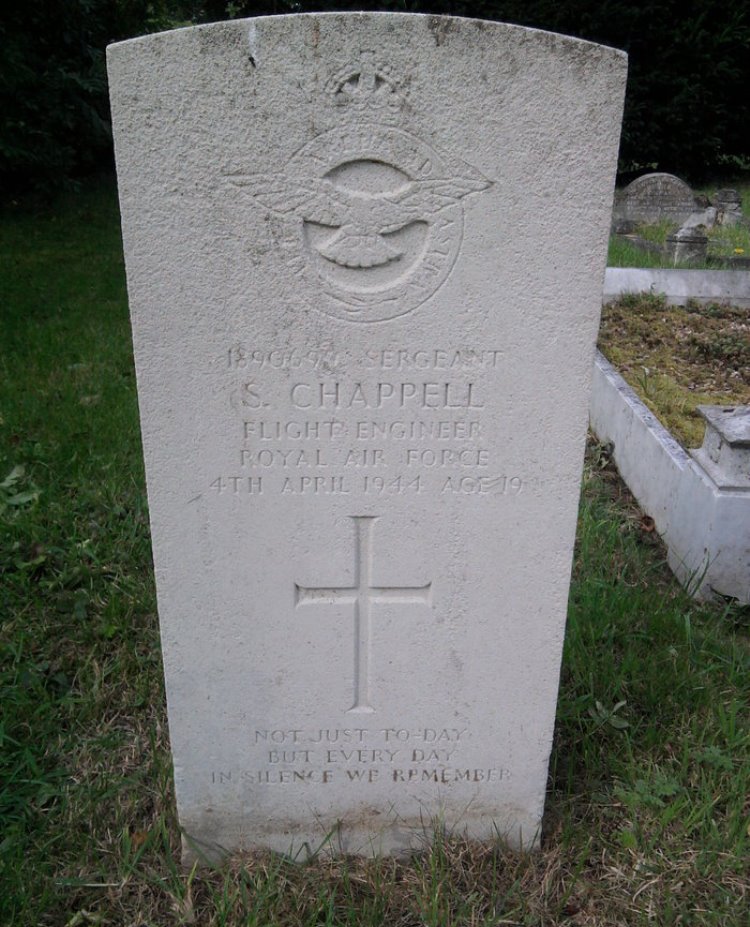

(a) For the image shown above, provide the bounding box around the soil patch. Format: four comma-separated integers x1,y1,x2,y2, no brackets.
597,293,750,448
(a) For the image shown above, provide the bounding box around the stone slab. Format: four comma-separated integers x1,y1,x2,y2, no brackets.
698,405,750,447
692,405,750,489
714,188,744,226
614,172,699,226
603,267,750,308
108,14,626,861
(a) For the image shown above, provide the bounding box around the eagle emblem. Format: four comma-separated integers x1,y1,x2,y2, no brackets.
227,116,491,322
228,173,490,271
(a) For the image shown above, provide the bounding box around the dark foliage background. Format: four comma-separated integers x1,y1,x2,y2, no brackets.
1,0,748,194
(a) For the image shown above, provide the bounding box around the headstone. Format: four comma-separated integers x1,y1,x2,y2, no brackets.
713,188,744,227
108,14,626,862
666,226,708,265
614,172,699,226
681,206,717,230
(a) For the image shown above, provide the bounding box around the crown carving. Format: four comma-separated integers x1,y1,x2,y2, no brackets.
325,52,403,120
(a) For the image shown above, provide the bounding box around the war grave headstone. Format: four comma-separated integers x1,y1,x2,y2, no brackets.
108,14,626,862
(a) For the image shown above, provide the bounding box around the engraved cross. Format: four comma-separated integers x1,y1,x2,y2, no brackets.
295,516,432,714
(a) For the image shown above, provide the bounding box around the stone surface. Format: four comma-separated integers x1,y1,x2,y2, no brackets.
692,405,750,489
698,405,750,447
681,207,717,230
603,268,750,308
713,188,744,227
666,226,708,265
714,188,742,208
108,14,626,862
614,172,698,226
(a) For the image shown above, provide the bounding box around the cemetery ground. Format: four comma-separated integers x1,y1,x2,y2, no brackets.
597,294,750,448
2,182,749,926
607,181,750,271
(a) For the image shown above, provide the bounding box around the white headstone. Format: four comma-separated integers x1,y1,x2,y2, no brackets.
108,14,626,862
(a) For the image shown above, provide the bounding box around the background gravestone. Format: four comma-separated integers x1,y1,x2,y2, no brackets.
108,14,626,862
614,172,699,226
714,188,744,227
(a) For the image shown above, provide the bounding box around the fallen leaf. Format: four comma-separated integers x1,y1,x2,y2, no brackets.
131,829,149,850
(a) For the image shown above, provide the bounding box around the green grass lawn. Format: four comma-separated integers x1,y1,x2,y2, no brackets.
1,182,748,926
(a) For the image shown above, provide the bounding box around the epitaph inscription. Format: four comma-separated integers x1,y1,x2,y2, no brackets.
211,725,511,787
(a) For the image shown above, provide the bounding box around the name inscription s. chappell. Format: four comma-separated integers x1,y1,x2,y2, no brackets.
209,727,512,787
203,345,527,499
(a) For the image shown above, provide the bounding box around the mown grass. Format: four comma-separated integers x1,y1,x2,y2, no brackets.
1,182,749,926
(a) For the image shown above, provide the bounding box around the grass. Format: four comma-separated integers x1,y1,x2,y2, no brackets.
1,181,749,925
607,236,670,269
